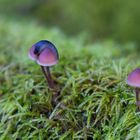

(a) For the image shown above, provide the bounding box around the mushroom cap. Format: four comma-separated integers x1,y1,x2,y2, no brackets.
29,45,37,61
28,40,59,66
127,68,140,87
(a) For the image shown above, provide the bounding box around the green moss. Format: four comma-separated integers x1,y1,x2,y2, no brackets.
0,17,140,140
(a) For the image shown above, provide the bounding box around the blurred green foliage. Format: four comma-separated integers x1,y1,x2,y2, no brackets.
0,0,140,44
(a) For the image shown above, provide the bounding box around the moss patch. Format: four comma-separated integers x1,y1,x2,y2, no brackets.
0,17,140,140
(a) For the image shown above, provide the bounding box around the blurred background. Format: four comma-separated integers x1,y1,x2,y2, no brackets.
0,0,140,46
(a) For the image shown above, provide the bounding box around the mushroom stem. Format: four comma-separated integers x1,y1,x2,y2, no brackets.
45,66,55,89
135,88,140,111
41,66,54,89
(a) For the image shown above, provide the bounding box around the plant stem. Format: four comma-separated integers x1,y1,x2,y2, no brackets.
41,66,54,89
135,88,140,111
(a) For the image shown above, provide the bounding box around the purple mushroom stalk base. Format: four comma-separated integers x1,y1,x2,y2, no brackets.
29,40,59,91
127,68,140,111
135,88,140,111
41,66,55,89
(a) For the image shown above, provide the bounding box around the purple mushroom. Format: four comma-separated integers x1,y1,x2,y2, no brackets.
127,68,140,111
29,40,59,89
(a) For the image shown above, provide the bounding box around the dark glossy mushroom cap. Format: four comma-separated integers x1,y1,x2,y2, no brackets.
127,68,140,87
29,40,59,66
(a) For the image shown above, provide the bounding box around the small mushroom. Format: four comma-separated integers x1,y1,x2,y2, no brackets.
126,68,140,111
29,40,59,89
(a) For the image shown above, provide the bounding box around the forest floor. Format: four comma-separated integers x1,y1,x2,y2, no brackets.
0,17,140,140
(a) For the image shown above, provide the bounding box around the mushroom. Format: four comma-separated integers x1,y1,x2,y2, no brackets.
126,68,140,111
29,40,59,89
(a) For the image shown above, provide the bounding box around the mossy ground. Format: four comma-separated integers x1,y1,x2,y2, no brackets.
0,17,140,140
